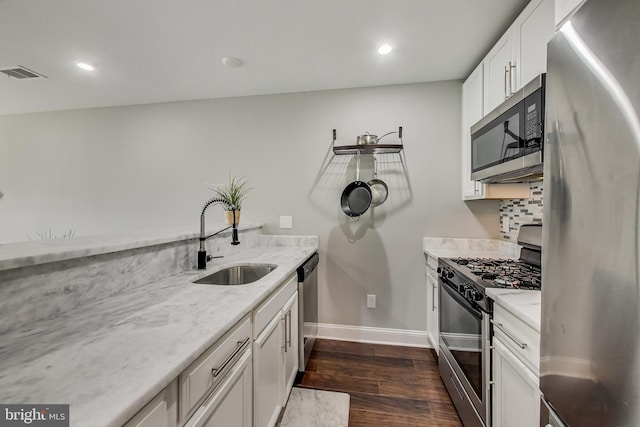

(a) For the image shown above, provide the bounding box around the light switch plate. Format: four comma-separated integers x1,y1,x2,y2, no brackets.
367,294,376,309
280,216,293,229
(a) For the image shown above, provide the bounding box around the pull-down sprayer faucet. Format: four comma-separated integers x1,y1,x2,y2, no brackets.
198,197,240,270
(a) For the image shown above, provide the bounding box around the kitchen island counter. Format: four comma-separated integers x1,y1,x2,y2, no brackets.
0,235,317,427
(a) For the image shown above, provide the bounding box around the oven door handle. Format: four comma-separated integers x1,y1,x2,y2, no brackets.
491,319,527,349
440,279,483,320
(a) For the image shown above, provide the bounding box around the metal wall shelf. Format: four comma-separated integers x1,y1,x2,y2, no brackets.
331,127,404,156
332,144,403,155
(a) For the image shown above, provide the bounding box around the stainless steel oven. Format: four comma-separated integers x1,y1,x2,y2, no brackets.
439,272,491,427
438,225,543,427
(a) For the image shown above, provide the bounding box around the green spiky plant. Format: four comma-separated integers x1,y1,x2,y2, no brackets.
210,175,251,211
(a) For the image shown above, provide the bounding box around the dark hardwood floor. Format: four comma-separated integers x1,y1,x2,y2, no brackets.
295,339,462,426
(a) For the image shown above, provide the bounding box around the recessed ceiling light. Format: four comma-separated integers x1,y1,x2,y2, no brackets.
76,62,95,71
377,44,393,55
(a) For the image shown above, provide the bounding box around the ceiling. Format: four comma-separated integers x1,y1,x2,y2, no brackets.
0,0,528,115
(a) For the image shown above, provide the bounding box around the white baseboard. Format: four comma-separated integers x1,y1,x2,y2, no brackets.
316,323,431,348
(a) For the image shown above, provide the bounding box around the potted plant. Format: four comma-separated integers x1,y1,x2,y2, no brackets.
210,175,251,225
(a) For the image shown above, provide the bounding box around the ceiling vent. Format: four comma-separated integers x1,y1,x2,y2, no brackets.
0,65,47,79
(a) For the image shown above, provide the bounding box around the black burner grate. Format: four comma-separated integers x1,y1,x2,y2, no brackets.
451,257,541,290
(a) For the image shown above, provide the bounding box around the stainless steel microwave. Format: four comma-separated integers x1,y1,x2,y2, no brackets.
470,74,545,183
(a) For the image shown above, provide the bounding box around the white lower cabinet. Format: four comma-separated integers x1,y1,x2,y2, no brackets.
491,303,541,427
282,292,299,397
124,274,301,427
184,349,252,427
425,267,439,354
492,339,540,427
253,274,298,427
254,313,284,427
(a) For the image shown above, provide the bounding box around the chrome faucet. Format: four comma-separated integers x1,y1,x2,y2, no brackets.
198,197,240,270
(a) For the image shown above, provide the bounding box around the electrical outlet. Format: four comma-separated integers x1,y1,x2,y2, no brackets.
367,294,376,309
502,217,510,233
279,216,293,229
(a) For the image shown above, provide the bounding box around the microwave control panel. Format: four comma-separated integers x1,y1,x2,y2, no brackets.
524,87,544,148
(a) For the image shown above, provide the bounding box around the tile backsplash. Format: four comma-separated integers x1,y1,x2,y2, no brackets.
499,181,543,241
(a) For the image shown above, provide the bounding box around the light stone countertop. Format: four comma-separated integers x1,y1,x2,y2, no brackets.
423,237,521,260
485,288,541,332
0,242,317,427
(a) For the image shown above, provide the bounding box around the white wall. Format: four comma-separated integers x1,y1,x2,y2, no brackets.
0,81,499,330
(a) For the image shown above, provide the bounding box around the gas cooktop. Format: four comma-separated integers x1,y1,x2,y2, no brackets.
450,257,541,290
437,225,543,313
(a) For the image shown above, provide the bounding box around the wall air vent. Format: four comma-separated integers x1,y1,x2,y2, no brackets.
0,65,47,79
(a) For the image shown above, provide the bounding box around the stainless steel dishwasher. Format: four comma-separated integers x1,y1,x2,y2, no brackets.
297,252,319,371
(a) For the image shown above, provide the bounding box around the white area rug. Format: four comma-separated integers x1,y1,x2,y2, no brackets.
279,387,350,427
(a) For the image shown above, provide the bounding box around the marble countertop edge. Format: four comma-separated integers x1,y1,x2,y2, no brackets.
0,224,264,272
422,237,521,260
485,288,541,332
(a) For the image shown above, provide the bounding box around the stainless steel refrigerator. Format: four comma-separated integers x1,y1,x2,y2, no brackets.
542,0,640,425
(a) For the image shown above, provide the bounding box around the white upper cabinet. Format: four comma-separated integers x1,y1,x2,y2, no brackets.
460,0,554,201
555,0,587,29
483,0,555,114
483,32,515,114
462,63,487,199
514,0,556,90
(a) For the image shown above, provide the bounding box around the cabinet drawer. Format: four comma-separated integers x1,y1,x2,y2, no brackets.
179,315,252,420
493,304,540,373
253,274,297,338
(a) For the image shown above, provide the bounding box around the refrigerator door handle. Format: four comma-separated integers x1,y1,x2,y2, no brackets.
491,319,527,349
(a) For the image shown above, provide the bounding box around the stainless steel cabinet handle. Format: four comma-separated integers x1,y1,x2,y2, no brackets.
286,310,292,348
509,61,516,96
211,337,250,378
491,320,527,349
504,66,508,100
507,62,512,97
432,284,436,312
282,316,288,353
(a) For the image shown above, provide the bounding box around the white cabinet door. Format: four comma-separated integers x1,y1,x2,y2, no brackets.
513,0,555,90
462,63,486,200
254,313,284,427
426,269,439,354
185,349,252,427
282,293,299,403
555,0,586,28
482,0,555,112
492,338,540,427
483,31,515,114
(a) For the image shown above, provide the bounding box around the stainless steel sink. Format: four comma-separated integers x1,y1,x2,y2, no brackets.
193,264,278,285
